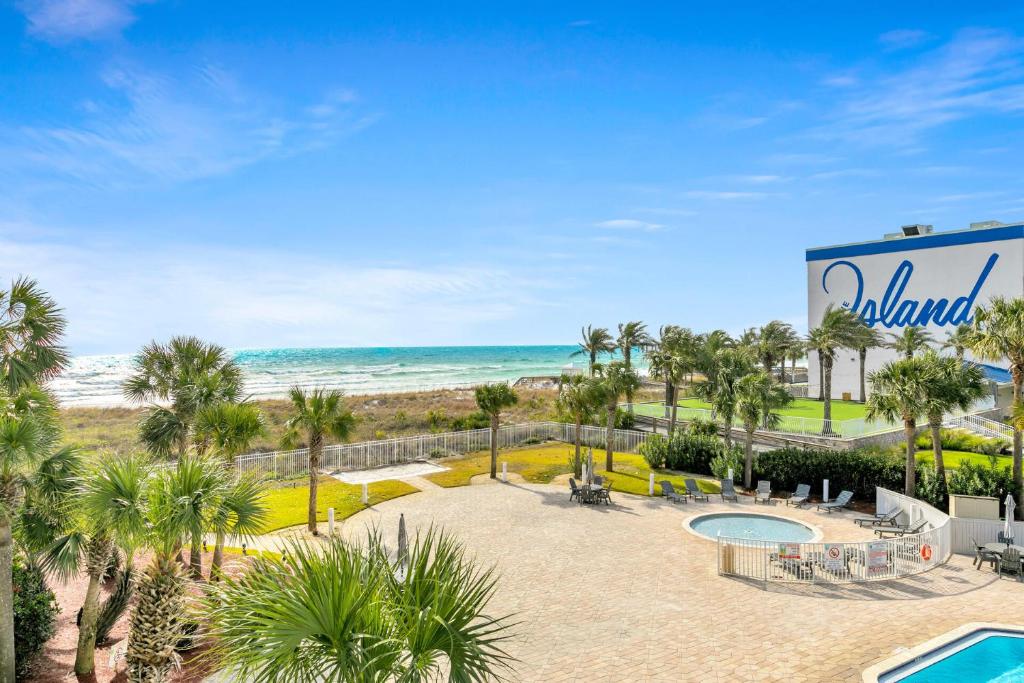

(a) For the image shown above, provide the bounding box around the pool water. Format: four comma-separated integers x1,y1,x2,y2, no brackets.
880,631,1024,682
688,513,815,542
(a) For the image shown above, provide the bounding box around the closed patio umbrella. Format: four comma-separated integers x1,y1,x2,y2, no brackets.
586,449,594,485
1005,495,1016,542
397,513,409,571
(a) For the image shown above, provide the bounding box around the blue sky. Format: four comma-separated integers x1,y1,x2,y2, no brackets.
4,1,1024,355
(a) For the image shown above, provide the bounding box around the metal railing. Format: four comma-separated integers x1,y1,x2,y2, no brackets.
717,487,951,584
944,414,1014,440
233,421,652,480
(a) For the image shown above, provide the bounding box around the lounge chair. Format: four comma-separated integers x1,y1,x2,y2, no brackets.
999,547,1022,581
854,509,900,528
684,478,709,501
720,479,738,502
816,490,854,513
659,480,687,504
754,480,772,505
874,519,928,538
786,483,810,507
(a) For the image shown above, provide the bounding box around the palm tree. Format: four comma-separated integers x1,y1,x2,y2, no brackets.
693,330,735,407
696,348,755,448
282,387,356,535
646,347,690,434
920,352,986,505
122,336,244,457
571,325,615,375
756,321,796,381
866,357,932,496
208,475,268,580
202,530,515,681
557,375,599,477
616,321,651,412
42,456,146,676
806,305,862,431
474,383,519,479
650,325,685,416
735,371,789,487
970,296,1024,514
785,341,804,386
0,277,69,395
943,324,973,361
851,322,881,403
193,401,267,461
167,454,225,579
777,325,802,383
593,362,641,472
887,326,935,359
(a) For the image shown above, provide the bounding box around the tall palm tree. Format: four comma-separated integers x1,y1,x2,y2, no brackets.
735,371,789,487
474,384,519,479
693,330,735,406
122,336,244,457
650,325,685,415
921,352,986,505
282,387,356,535
785,341,804,386
208,475,268,580
970,296,1024,515
0,277,69,395
556,375,600,477
696,348,754,448
203,530,515,681
777,325,802,383
193,401,267,461
646,347,690,434
887,326,935,360
571,325,615,375
851,322,881,403
616,321,651,412
593,362,641,472
756,321,796,381
943,323,974,361
866,357,932,496
806,305,862,431
167,455,225,579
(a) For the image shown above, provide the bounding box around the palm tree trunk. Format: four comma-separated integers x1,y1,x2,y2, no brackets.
817,354,824,401
75,570,104,674
1014,373,1023,519
489,414,499,479
624,350,634,415
743,427,754,488
189,536,202,580
0,517,13,683
904,419,917,496
573,419,582,477
664,381,672,418
211,531,225,581
669,391,678,434
791,356,797,386
859,348,867,403
308,432,323,535
930,417,948,505
605,403,615,472
723,410,733,449
822,355,834,435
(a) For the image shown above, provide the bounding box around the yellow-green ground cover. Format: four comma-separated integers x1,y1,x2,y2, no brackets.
915,449,1013,470
260,476,419,532
633,396,868,421
426,443,721,496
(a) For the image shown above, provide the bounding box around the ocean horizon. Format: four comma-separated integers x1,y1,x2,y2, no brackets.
52,344,642,408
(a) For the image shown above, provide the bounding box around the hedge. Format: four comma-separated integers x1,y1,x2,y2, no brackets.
639,432,740,475
753,447,904,500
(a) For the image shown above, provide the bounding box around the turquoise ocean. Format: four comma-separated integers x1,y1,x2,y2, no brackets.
52,345,608,407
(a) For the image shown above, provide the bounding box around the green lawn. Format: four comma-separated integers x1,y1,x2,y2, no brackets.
260,476,419,532
633,396,868,422
426,443,721,496
915,449,1012,470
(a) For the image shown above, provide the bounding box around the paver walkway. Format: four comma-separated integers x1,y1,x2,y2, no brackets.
341,483,1024,682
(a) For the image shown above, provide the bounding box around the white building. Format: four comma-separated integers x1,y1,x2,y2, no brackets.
806,221,1022,400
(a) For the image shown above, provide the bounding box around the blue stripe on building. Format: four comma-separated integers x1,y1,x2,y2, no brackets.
806,224,1024,262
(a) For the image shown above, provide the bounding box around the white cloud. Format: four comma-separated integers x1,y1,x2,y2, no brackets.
821,74,859,88
0,64,375,187
807,168,879,180
634,207,698,217
594,219,665,231
682,190,774,200
18,0,140,42
726,174,790,184
879,29,931,51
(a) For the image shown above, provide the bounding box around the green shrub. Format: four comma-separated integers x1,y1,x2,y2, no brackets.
914,463,944,509
449,411,490,431
13,556,58,678
915,428,1009,455
947,460,1015,513
686,417,719,439
753,447,903,499
710,447,743,482
615,408,635,430
640,434,667,469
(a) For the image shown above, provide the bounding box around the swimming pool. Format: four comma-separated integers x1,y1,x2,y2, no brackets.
686,512,817,542
876,628,1024,682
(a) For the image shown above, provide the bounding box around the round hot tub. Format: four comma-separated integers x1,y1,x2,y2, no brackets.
686,512,819,542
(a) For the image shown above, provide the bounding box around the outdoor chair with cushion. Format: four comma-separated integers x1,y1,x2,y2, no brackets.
685,478,709,501
659,480,687,504
720,479,739,502
786,483,810,507
854,509,900,528
874,519,928,538
754,480,772,505
999,547,1022,581
816,490,854,513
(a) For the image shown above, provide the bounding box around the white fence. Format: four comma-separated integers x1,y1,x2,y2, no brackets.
234,421,652,480
717,487,951,584
950,517,1024,555
945,414,1013,440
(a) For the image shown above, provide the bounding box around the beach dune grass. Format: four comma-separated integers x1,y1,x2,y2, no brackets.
260,476,419,532
426,443,721,496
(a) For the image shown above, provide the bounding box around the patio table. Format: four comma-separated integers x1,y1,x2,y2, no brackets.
983,542,1024,555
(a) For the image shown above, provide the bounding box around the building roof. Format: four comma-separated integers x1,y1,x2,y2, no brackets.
806,222,1024,262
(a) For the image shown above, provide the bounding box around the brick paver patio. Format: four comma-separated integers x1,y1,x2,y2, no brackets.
341,481,1024,682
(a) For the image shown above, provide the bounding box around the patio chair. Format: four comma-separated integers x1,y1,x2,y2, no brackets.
569,478,582,503
971,536,1000,571
815,490,854,513
659,480,687,504
684,478,709,501
786,483,810,507
720,479,739,502
999,547,1022,581
874,519,928,538
999,531,1015,545
592,474,604,486
595,481,611,505
854,509,900,528
754,480,772,505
